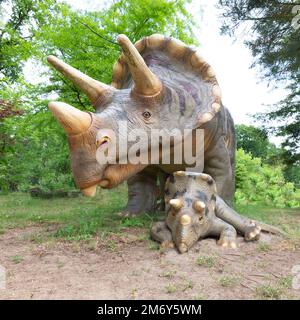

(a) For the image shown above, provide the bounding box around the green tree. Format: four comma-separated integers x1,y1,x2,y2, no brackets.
236,124,283,165
236,124,300,184
0,0,58,80
218,0,300,164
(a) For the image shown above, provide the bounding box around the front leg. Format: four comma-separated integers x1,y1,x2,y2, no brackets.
150,221,174,249
122,167,159,216
215,196,261,241
208,217,237,248
204,136,234,205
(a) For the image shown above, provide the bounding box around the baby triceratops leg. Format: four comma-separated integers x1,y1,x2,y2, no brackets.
215,196,261,241
150,221,174,249
208,217,238,249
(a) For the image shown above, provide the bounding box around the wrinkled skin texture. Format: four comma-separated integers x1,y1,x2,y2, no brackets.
49,35,236,214
151,171,261,253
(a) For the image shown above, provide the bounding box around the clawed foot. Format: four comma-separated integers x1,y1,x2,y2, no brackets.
217,236,237,249
244,222,261,242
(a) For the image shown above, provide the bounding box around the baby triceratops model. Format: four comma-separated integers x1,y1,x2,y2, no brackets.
47,34,236,216
151,171,280,253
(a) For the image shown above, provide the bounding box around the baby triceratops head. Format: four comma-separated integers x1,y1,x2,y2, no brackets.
165,171,217,253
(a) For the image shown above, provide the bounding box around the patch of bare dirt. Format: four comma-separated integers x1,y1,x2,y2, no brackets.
0,226,300,299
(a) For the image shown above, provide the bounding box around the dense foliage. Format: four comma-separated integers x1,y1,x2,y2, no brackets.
236,124,283,165
235,149,299,208
236,124,300,185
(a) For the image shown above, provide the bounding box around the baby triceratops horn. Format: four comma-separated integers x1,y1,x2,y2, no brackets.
193,200,206,213
169,198,183,210
47,55,113,106
48,101,91,135
117,34,162,97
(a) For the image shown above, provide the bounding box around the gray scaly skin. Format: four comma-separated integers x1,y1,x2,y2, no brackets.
151,171,262,253
48,34,236,215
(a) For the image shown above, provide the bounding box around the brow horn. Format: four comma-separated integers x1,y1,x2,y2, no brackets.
47,55,113,106
48,101,91,135
117,34,162,96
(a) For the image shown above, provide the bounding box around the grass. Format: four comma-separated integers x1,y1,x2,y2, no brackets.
182,280,194,291
148,240,160,251
0,185,162,242
256,284,283,300
57,260,65,268
130,288,138,299
165,284,177,294
10,255,23,264
0,188,299,244
278,275,293,289
257,242,272,252
196,255,217,268
256,276,293,300
161,270,177,279
235,203,300,239
219,275,239,287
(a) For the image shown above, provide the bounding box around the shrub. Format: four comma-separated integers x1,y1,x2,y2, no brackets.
235,149,299,208
0,111,75,193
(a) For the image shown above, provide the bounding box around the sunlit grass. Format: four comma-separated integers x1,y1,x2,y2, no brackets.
0,186,299,242
0,184,162,241
235,203,300,239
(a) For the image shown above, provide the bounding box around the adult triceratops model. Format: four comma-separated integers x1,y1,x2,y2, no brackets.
48,34,236,216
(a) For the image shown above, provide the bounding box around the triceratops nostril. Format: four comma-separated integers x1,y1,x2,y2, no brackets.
96,135,110,148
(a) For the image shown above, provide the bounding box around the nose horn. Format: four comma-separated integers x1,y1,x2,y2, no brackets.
180,214,191,226
48,101,92,135
178,243,188,253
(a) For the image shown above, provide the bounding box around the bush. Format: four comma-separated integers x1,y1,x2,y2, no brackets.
0,111,75,193
235,149,299,208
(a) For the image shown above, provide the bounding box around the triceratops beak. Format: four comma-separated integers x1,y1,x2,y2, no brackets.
48,101,92,135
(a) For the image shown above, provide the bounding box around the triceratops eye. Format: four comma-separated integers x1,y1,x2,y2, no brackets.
142,111,151,119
